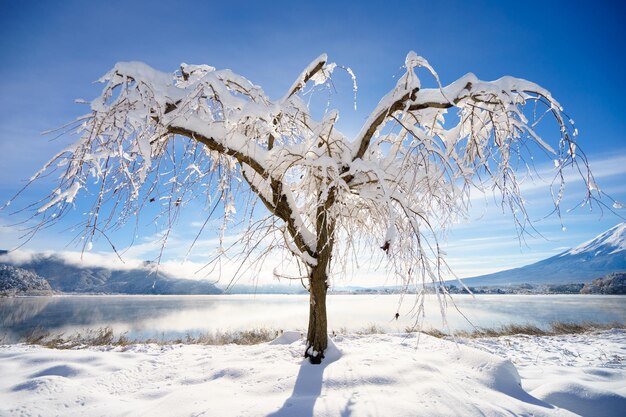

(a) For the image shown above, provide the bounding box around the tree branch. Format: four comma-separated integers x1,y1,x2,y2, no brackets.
240,166,315,257
351,88,419,162
168,124,268,178
283,54,329,100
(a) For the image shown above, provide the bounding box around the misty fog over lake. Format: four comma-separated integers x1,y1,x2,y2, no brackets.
2,294,624,343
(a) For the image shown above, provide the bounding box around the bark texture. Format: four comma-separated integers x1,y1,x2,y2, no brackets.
305,264,329,364
305,196,335,364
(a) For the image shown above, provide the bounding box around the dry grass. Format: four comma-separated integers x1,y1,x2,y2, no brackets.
330,324,388,336
19,327,280,349
13,321,624,348
418,321,625,339
355,324,386,335
23,327,126,349
418,328,449,338
188,328,279,345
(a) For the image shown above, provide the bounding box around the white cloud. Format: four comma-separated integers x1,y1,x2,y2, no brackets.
0,242,306,287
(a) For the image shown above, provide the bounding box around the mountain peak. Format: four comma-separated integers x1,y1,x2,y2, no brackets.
461,223,626,286
561,222,626,257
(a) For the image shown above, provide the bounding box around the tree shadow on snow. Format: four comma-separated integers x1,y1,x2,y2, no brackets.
266,359,328,417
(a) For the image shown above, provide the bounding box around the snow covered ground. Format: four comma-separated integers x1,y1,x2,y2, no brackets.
461,330,626,417
0,330,624,416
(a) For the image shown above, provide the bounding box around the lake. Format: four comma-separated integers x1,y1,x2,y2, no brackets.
1,294,624,343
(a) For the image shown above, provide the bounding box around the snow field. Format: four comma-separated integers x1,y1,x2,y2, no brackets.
0,330,624,416
462,329,626,417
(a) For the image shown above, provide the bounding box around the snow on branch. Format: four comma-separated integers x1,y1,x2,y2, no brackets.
13,52,604,289
283,53,331,100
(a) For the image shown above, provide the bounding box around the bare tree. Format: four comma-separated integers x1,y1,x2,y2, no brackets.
9,52,605,363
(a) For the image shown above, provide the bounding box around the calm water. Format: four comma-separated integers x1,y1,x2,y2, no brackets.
1,294,624,342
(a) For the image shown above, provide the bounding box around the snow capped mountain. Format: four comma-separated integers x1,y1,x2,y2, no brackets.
461,223,626,286
560,223,626,257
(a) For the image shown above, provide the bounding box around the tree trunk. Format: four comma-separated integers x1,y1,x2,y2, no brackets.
305,195,335,364
305,263,329,364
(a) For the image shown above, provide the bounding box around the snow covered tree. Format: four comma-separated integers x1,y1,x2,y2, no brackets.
12,52,601,363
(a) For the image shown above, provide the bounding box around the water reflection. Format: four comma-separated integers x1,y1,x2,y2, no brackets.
0,297,55,326
0,295,624,343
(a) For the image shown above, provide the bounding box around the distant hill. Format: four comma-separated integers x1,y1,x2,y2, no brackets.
0,264,54,296
460,223,626,287
581,272,626,294
0,253,222,295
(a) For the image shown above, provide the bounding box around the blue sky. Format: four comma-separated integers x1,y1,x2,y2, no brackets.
0,0,624,285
